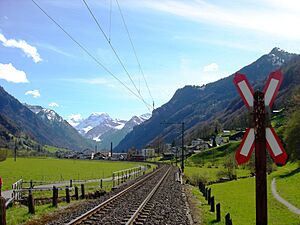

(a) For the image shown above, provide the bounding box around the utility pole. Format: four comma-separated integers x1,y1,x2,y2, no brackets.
160,121,185,172
110,142,113,158
14,140,17,162
181,122,185,173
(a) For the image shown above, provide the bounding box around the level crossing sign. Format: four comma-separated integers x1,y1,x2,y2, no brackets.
233,70,288,225
233,70,288,165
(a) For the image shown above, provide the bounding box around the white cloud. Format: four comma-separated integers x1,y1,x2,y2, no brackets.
177,57,226,86
172,35,266,53
25,90,41,98
67,114,83,127
128,0,300,41
0,63,29,83
49,102,59,107
0,33,42,63
203,63,219,72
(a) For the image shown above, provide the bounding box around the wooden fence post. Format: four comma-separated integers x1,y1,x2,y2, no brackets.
100,179,103,189
210,196,215,212
52,186,58,207
112,173,115,188
70,180,72,187
0,196,6,225
28,190,35,214
81,184,85,199
75,186,79,200
66,186,70,203
225,213,232,225
216,203,221,222
207,188,211,204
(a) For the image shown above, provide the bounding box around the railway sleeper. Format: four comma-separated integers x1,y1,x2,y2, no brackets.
82,221,94,225
140,211,150,216
136,217,147,223
89,214,103,218
139,214,148,218
133,222,144,225
87,216,100,221
130,209,137,213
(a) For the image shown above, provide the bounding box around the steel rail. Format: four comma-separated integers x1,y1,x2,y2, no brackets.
66,166,165,225
125,166,171,225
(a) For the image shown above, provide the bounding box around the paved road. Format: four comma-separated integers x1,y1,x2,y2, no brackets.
271,178,300,216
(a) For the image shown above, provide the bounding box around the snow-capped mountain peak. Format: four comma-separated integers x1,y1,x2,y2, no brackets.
90,112,109,117
25,104,64,123
139,113,151,121
267,47,296,67
75,112,115,135
68,111,150,149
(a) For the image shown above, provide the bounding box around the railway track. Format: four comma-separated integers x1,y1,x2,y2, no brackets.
66,165,171,225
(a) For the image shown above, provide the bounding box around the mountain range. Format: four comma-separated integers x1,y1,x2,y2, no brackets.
0,47,299,153
68,113,151,150
0,88,93,151
114,47,300,152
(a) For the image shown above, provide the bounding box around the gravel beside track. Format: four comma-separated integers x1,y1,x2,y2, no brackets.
44,167,159,225
142,167,190,225
77,166,169,224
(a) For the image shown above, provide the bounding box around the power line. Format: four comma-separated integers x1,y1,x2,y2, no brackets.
109,0,112,43
31,0,152,112
82,0,149,109
115,0,155,109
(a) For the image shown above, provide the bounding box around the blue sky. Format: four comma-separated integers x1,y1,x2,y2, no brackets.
1,0,300,121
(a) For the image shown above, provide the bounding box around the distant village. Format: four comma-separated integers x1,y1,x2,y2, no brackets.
55,130,245,161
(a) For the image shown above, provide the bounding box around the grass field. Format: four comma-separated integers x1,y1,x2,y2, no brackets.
184,141,300,224
192,176,300,225
184,142,251,185
43,145,71,153
271,162,300,209
204,175,300,225
186,158,300,224
186,142,241,167
185,165,251,184
0,157,148,190
6,202,70,225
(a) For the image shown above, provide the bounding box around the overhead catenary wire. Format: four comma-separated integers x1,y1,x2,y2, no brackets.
31,0,152,112
109,0,112,43
115,0,155,109
82,0,149,108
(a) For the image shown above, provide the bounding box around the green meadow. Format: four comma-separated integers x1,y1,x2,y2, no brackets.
184,143,300,225
0,157,146,190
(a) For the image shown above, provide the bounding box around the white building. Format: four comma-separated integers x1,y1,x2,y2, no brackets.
141,148,155,158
